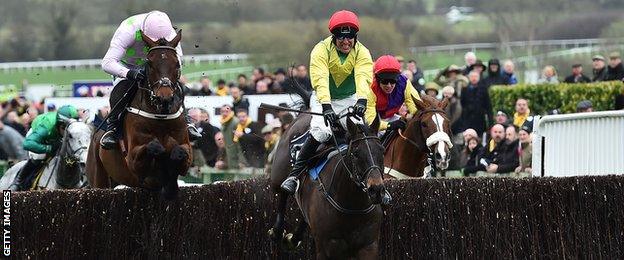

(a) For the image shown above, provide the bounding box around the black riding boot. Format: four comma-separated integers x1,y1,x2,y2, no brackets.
185,113,202,141
100,116,121,150
280,137,321,194
8,159,42,191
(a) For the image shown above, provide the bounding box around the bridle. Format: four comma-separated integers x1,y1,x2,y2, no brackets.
345,135,384,190
136,45,182,112
61,121,88,168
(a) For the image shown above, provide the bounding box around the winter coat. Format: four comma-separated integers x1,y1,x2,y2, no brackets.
460,82,492,136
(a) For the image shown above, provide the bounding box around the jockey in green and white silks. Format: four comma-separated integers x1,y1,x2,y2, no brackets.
8,105,79,191
100,10,201,150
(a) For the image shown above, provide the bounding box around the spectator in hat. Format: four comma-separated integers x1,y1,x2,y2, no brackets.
495,110,510,125
576,100,593,113
462,51,477,75
513,98,532,128
515,120,533,174
484,58,509,87
607,52,624,81
470,59,486,76
564,64,591,83
537,65,559,84
424,82,440,98
215,79,230,96
502,59,518,85
592,55,609,82
434,64,469,97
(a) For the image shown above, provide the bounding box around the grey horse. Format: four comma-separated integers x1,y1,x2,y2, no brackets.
0,121,92,190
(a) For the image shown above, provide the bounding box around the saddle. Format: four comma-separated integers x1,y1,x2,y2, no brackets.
289,131,348,180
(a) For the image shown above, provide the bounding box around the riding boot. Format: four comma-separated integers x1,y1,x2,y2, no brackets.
100,114,122,150
185,114,202,141
8,159,42,192
280,137,321,194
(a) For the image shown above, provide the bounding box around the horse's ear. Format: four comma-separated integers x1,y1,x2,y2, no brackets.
439,97,450,110
168,29,182,48
412,93,427,112
369,115,380,136
347,116,358,136
141,30,157,48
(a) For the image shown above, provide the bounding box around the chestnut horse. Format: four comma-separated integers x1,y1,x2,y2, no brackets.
384,94,453,179
86,30,191,199
269,113,387,259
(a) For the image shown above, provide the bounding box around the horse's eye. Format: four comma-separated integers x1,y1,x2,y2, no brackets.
421,122,427,127
68,134,73,139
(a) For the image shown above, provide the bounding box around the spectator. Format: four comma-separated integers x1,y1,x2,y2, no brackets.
592,55,609,82
272,68,287,93
607,52,624,81
215,79,230,96
502,59,518,85
460,71,492,136
465,124,519,174
462,51,477,75
513,98,532,128
424,82,439,98
255,80,271,94
294,64,312,92
395,55,405,70
219,105,239,169
214,132,227,170
484,58,509,87
4,111,26,136
434,64,469,98
563,64,591,83
188,108,207,168
408,60,426,93
189,108,221,167
462,136,484,176
442,86,462,135
449,128,478,171
237,74,253,93
576,100,593,113
234,109,265,168
537,65,559,84
515,121,533,174
230,86,250,112
252,67,265,86
0,121,27,160
194,76,213,96
495,110,510,125
469,59,486,77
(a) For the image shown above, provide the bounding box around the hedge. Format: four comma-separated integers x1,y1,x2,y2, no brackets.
489,81,624,116
12,176,624,258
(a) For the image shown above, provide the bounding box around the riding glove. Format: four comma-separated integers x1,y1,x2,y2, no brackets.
388,120,406,130
353,99,367,119
126,68,146,81
322,104,338,127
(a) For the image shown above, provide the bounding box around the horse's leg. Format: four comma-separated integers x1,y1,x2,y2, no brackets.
268,191,287,242
126,139,165,186
285,217,308,250
162,144,190,199
356,242,380,260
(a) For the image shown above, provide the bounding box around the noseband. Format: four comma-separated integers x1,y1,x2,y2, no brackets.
397,108,452,173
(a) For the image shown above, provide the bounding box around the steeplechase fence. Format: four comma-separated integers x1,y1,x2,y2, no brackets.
10,176,624,259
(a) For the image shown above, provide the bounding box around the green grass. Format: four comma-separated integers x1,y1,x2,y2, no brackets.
0,62,250,90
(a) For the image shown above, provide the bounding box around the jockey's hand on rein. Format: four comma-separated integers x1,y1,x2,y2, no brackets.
126,68,146,81
388,120,406,130
353,99,367,119
322,104,338,127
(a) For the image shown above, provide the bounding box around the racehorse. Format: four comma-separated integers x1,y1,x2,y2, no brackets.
86,29,191,199
269,113,387,259
383,94,453,179
0,120,92,190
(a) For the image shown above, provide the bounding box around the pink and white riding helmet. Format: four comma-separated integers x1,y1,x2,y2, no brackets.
142,10,176,41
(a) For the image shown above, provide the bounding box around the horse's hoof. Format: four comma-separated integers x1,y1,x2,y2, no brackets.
146,140,165,157
268,228,285,242
170,145,188,162
283,233,302,251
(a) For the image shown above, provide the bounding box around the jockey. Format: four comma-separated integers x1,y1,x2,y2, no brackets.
281,10,375,194
100,10,201,150
8,105,79,191
369,55,420,133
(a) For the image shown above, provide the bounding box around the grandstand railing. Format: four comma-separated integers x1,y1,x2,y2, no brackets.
0,53,249,71
532,110,624,177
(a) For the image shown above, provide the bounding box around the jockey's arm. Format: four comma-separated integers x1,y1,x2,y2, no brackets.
353,46,373,104
101,21,136,79
365,88,381,129
23,126,53,154
309,42,331,104
404,80,420,116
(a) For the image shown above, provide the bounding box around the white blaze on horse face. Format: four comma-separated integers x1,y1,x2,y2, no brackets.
432,113,448,159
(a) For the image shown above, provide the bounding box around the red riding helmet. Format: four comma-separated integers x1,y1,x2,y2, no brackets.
374,55,402,75
328,10,360,33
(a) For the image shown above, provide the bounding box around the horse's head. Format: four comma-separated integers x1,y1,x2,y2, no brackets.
346,115,386,204
407,94,453,170
61,121,92,171
140,29,182,113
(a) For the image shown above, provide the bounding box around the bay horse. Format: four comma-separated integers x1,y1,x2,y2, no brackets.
0,120,92,190
269,113,387,259
86,29,191,199
384,94,453,179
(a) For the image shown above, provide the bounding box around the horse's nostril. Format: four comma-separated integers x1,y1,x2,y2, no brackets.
435,153,443,160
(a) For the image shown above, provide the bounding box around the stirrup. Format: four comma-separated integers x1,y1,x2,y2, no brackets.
280,176,299,194
100,130,118,149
